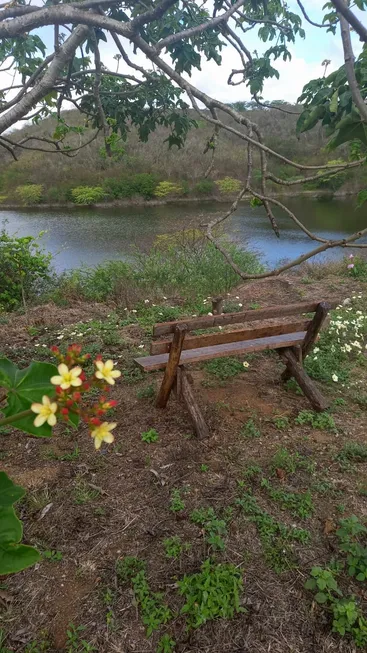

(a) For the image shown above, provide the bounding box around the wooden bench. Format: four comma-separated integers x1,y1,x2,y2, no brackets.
134,300,333,439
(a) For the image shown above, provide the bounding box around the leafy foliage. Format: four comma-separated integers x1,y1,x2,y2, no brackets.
0,471,40,575
178,559,244,630
15,184,43,205
131,570,172,637
215,177,242,194
0,228,51,311
71,186,105,205
0,357,57,437
154,181,183,198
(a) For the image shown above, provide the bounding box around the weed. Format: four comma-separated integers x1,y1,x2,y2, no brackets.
191,507,228,551
73,478,100,505
141,428,159,443
156,634,176,653
240,418,260,439
47,446,80,461
336,516,367,581
42,549,63,562
200,464,209,472
178,559,244,630
132,570,172,636
116,556,146,583
242,464,263,481
270,448,315,475
336,442,367,466
295,410,336,431
305,567,367,648
261,478,314,519
102,587,114,606
273,416,290,430
236,490,310,572
170,489,185,513
337,503,346,513
136,384,155,399
24,632,51,652
163,536,191,559
26,488,51,512
65,624,96,652
285,379,303,395
304,566,342,604
203,356,244,381
0,631,11,653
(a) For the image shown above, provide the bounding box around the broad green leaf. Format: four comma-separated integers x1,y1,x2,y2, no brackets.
329,89,338,114
0,473,40,575
328,120,367,150
0,471,25,507
315,592,328,604
1,359,57,437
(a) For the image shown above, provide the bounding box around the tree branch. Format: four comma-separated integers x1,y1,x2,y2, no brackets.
330,0,367,41
338,4,367,122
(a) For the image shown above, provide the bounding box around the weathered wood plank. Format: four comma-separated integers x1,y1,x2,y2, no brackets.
302,301,331,358
156,325,187,408
152,301,326,336
178,366,210,439
282,301,331,382
279,348,329,412
150,319,311,355
136,331,307,371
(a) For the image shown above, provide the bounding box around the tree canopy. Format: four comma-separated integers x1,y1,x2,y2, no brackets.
1,0,367,277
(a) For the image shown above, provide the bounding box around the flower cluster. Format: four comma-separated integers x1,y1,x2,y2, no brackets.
31,344,121,449
306,294,367,385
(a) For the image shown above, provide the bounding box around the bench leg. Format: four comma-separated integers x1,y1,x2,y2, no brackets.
156,325,187,408
177,366,210,439
279,348,329,412
282,301,330,382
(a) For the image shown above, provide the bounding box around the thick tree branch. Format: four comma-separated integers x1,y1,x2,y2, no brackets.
330,0,367,42
338,6,367,122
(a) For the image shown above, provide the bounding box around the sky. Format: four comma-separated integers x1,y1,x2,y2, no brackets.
97,0,366,104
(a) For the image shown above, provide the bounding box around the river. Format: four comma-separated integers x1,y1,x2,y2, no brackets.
2,196,366,271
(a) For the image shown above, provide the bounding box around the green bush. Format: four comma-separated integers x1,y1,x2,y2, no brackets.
135,229,264,299
71,186,105,204
215,177,242,194
154,181,183,198
133,173,158,199
305,160,349,192
15,184,43,205
57,260,133,302
0,228,52,311
194,179,215,195
103,174,158,200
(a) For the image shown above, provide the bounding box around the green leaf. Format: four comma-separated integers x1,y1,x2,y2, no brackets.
329,89,338,114
1,359,58,437
0,472,40,575
305,579,316,590
328,118,367,149
315,592,328,604
356,572,366,581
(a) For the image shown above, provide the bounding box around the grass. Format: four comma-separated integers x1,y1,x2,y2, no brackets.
203,356,244,381
73,478,101,505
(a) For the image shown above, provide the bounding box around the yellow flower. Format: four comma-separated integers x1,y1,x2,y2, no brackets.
90,422,116,450
31,395,58,427
95,359,121,385
51,363,82,390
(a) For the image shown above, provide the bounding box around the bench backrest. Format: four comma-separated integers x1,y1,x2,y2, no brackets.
150,300,335,356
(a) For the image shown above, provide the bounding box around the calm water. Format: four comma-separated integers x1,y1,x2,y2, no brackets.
2,197,367,271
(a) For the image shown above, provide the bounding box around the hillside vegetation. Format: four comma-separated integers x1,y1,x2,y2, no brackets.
1,104,365,205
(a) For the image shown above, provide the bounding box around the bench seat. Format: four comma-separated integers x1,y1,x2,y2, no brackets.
135,330,307,371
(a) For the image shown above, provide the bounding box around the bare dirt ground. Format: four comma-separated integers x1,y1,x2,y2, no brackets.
1,274,367,653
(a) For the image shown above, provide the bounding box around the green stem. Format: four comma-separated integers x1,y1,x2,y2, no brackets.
0,409,33,427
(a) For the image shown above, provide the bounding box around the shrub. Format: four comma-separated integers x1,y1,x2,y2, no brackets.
15,184,43,205
154,181,183,198
71,186,105,204
215,177,242,194
305,160,349,192
133,173,158,199
103,174,158,200
194,179,215,195
135,229,264,299
0,228,52,311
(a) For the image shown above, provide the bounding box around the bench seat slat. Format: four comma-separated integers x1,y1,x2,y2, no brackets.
136,331,307,371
